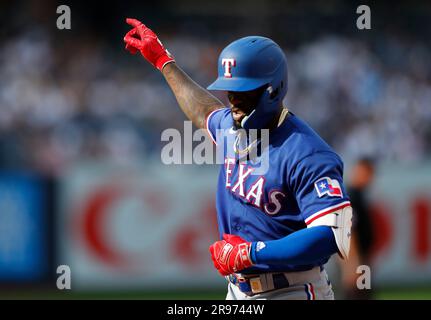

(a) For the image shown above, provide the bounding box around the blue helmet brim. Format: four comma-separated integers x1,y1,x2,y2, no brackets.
207,76,271,92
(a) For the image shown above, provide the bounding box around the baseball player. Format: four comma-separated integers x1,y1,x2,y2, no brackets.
124,18,353,300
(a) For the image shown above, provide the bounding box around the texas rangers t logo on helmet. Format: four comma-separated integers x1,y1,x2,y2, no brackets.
222,58,236,78
314,177,343,198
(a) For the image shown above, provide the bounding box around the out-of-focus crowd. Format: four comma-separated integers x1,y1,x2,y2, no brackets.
1,24,430,175
288,35,431,164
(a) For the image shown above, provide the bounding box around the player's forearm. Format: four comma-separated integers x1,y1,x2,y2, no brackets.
250,226,338,266
162,63,224,129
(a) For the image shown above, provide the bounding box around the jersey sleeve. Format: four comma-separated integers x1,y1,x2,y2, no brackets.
205,107,230,145
289,152,351,226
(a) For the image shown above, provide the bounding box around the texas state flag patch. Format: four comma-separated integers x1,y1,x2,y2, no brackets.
314,177,343,198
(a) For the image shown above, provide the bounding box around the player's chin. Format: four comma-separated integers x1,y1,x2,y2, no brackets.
233,120,242,130
232,115,246,130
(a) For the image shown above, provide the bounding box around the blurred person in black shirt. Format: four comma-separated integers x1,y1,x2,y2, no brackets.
342,157,376,299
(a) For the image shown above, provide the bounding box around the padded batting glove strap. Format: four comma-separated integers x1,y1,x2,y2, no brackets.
209,234,254,276
123,18,175,71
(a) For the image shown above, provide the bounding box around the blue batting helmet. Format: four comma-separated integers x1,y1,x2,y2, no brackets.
207,36,288,130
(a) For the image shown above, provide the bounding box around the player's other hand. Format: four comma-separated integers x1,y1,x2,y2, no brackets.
209,234,254,276
123,18,175,71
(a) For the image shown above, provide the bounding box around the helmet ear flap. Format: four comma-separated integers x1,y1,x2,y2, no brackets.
268,82,285,100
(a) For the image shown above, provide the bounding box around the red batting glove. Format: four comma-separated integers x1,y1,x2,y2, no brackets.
123,18,175,71
209,234,254,276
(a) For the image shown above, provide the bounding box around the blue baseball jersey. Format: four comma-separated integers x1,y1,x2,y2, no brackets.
206,107,350,273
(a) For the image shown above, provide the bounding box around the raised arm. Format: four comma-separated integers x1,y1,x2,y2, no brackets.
161,63,224,129
123,18,224,129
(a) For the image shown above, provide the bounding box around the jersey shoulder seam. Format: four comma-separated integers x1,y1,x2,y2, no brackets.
287,150,342,189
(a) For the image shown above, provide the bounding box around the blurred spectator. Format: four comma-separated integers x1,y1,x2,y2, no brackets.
341,157,376,300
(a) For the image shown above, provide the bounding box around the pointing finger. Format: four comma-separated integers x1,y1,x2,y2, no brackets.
126,18,144,28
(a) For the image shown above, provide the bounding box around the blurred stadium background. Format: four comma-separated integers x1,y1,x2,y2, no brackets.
0,0,431,299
